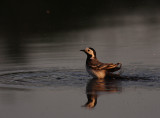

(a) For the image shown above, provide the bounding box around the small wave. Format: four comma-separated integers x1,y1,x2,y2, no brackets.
0,69,89,87
0,68,160,88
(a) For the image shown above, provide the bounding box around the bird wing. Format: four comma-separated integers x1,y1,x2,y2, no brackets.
89,63,121,71
98,63,118,70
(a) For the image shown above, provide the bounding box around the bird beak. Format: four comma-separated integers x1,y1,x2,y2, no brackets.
80,49,85,52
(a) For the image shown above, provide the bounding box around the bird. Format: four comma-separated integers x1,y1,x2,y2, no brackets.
80,47,122,79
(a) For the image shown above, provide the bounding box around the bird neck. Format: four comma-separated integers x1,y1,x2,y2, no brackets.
87,55,97,61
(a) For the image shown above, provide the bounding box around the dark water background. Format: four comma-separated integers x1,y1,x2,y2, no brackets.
0,1,160,118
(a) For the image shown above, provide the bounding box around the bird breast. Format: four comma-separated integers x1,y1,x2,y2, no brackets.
86,66,106,78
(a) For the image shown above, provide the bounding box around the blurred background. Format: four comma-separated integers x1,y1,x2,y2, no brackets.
0,0,160,73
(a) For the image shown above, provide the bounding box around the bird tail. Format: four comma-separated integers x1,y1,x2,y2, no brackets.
116,63,122,69
108,63,122,72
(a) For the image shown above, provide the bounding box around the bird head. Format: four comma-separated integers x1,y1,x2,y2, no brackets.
80,47,97,59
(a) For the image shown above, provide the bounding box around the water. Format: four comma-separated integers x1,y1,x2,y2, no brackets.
0,12,160,118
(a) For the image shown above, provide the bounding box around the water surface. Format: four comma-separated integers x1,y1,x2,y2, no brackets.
0,12,160,118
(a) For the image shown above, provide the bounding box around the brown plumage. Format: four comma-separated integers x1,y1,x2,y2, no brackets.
80,47,122,78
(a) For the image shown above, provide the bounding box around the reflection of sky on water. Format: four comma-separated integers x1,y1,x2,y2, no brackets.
0,85,160,118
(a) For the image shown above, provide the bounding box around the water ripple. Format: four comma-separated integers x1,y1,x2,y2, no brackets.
0,68,160,88
0,69,89,87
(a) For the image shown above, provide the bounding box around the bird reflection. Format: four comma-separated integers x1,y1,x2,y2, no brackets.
84,77,122,108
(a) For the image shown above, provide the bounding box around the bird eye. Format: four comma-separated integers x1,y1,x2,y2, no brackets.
88,49,90,51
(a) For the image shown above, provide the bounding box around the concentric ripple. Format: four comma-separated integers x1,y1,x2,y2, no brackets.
0,67,160,88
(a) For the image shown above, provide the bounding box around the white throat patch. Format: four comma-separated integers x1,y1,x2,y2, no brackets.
90,54,95,59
